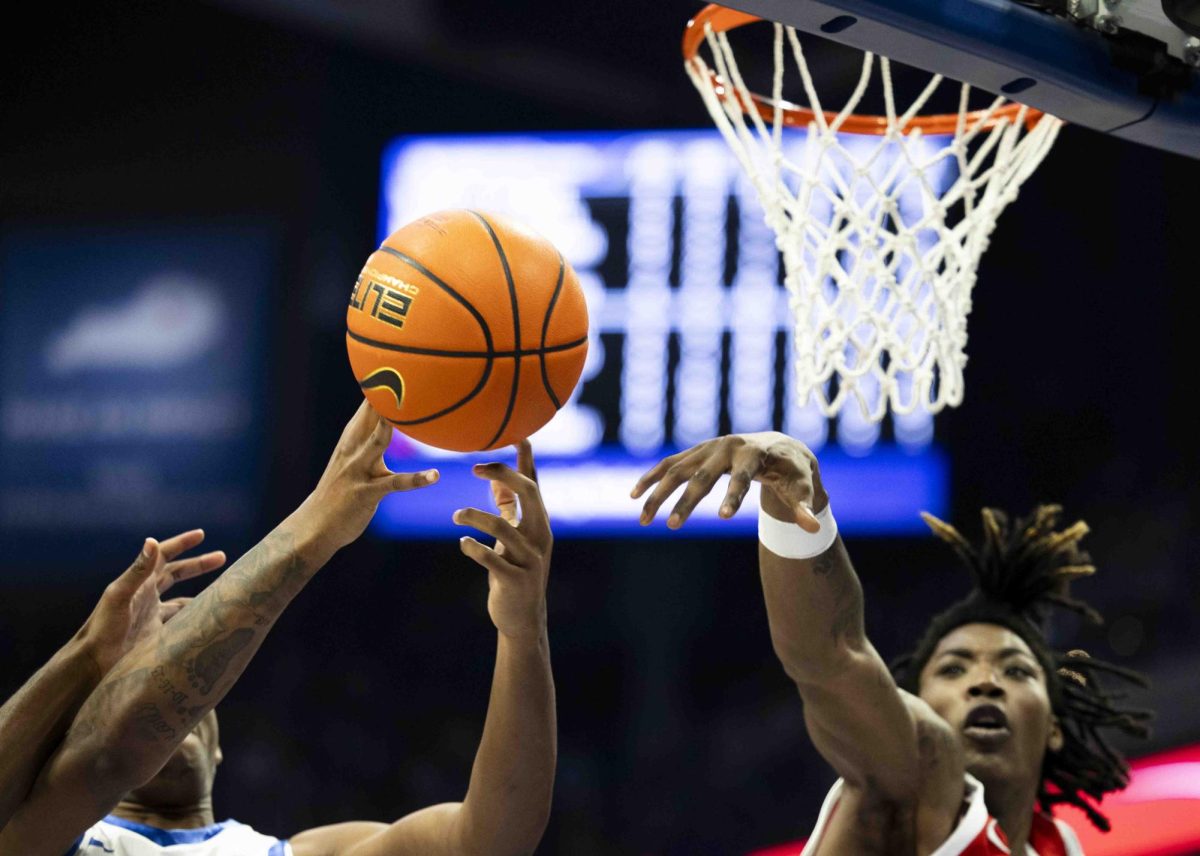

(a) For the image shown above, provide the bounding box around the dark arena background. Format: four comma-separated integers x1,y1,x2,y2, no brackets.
2,1,1198,853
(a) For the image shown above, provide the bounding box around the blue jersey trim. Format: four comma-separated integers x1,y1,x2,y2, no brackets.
62,834,84,856
268,842,288,856
100,815,238,846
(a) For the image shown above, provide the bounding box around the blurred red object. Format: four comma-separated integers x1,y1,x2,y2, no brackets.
747,744,1200,856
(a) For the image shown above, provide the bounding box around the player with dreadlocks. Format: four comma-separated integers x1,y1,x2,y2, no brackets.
633,432,1150,855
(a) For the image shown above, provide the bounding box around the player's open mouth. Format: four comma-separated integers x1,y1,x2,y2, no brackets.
963,704,1011,744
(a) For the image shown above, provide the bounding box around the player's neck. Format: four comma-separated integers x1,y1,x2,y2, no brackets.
978,774,1039,854
111,796,216,830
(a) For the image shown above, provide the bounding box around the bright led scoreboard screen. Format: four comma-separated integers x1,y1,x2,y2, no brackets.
372,131,949,538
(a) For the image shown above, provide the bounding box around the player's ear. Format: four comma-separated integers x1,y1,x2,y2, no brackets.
1047,715,1064,753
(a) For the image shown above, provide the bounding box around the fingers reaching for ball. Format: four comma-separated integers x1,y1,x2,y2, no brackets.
369,407,395,453
339,398,383,450
632,432,826,532
338,401,437,494
377,469,441,495
305,401,442,552
492,478,519,528
454,507,536,566
471,463,547,536
454,440,552,639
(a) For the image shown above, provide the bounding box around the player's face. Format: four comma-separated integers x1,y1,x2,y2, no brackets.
126,709,222,808
917,624,1063,789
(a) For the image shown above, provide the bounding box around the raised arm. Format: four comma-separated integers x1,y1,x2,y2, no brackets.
633,433,931,801
0,402,438,856
0,530,224,827
289,440,555,856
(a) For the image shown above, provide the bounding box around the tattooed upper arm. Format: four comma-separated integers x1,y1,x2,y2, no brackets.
0,525,323,856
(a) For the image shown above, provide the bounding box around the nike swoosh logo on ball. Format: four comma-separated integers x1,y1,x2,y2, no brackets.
359,367,405,409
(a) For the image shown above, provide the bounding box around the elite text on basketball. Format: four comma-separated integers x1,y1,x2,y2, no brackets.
350,269,420,329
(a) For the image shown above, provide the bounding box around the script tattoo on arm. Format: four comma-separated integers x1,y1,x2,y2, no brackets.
130,704,178,742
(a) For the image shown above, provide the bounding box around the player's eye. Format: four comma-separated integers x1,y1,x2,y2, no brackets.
1005,665,1034,679
937,663,965,677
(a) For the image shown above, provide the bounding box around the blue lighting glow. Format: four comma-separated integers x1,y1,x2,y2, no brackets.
376,442,947,538
372,130,950,539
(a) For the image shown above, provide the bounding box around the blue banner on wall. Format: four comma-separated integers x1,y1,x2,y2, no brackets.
0,225,273,545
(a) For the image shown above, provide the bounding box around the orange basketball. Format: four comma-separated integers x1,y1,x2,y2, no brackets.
346,209,589,452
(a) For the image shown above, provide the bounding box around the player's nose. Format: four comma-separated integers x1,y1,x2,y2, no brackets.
967,674,1005,699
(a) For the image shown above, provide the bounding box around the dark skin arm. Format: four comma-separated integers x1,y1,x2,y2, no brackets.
0,531,224,827
0,401,438,856
289,441,556,856
634,432,961,810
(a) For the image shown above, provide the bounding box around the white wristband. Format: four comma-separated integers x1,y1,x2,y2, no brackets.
758,503,838,560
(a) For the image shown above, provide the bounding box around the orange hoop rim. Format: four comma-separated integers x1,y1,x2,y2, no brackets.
682,3,1045,136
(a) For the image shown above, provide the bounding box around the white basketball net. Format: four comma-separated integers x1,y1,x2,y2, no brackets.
686,20,1064,421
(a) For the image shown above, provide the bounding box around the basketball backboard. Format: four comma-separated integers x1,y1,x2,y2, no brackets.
711,0,1200,157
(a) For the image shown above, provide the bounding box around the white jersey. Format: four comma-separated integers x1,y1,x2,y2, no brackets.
67,816,291,856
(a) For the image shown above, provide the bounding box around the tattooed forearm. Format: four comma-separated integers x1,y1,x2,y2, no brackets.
820,543,865,648
760,536,867,678
756,504,919,801
155,529,310,666
185,629,253,695
54,514,327,792
160,529,308,658
67,668,148,743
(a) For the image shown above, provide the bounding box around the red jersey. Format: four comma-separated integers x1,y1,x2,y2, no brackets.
800,774,1084,855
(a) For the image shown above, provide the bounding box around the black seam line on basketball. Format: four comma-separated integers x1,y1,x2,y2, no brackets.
378,355,494,426
372,245,495,425
346,329,587,359
375,246,495,355
360,355,494,426
470,210,521,450
539,254,566,410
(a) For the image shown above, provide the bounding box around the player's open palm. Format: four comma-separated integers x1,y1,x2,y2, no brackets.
307,399,440,550
631,431,828,531
455,440,551,640
82,529,226,675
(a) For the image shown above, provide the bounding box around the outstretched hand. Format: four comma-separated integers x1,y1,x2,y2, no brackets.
631,432,828,531
305,399,441,552
454,440,552,640
80,530,227,676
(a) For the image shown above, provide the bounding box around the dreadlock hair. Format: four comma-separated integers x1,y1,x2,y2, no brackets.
891,505,1152,831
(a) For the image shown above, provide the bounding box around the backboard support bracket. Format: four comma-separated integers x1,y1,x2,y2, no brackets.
719,0,1200,157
